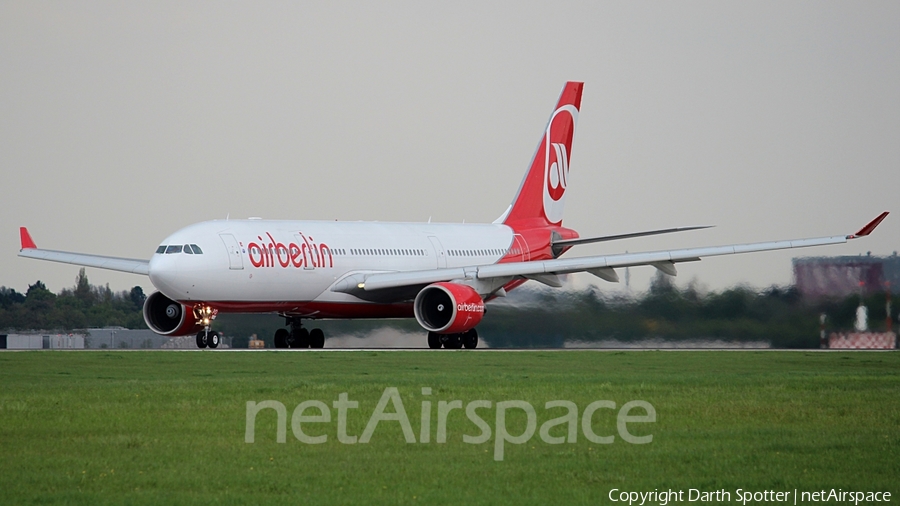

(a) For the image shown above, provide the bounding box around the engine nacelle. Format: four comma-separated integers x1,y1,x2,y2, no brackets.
414,282,485,334
143,291,203,336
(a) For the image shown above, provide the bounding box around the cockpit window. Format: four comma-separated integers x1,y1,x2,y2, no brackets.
165,245,183,254
183,244,194,254
155,245,166,254
191,244,203,254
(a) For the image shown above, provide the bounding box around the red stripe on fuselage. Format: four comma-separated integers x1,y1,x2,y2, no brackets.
183,300,414,319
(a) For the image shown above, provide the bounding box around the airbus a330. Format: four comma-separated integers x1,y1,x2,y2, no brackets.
19,82,888,349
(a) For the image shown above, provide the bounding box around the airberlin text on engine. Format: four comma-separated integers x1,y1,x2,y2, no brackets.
246,232,333,269
457,302,484,313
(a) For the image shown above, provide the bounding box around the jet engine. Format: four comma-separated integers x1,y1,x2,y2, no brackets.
414,282,485,334
142,291,203,336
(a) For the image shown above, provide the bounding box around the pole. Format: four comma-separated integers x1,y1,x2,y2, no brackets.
886,282,892,332
819,313,827,349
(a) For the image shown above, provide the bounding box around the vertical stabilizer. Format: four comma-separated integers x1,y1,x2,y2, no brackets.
500,81,583,229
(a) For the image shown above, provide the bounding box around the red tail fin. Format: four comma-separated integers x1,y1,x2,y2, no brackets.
500,82,583,229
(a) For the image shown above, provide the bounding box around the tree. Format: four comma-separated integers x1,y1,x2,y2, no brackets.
25,281,55,309
0,287,26,308
74,268,93,305
129,286,146,311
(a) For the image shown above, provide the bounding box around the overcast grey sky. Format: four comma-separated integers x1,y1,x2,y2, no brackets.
1,1,898,296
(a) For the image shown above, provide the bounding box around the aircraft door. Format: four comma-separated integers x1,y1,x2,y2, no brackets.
219,234,244,270
428,236,447,268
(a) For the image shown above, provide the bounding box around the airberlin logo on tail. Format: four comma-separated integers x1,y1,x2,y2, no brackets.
246,232,333,269
542,105,578,224
547,142,569,201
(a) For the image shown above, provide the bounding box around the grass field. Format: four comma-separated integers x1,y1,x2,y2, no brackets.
0,350,897,505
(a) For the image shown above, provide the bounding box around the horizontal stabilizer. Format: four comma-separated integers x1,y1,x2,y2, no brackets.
552,225,712,248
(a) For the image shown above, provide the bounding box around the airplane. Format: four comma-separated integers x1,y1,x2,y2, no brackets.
18,81,889,349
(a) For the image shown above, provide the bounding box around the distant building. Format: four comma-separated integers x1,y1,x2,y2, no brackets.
0,328,232,349
84,328,231,349
0,333,85,349
85,327,161,349
793,253,900,300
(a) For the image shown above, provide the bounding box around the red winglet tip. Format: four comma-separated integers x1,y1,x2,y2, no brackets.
851,211,889,238
19,227,37,249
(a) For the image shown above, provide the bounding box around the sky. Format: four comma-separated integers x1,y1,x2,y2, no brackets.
1,1,898,297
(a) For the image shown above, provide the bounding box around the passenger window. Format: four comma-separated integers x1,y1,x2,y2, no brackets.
183,244,194,254
165,245,183,254
156,245,166,254
191,244,203,254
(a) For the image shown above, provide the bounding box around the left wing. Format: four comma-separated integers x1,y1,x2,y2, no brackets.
17,227,150,275
340,212,888,293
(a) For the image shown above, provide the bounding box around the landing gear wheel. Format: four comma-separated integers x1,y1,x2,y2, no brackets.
463,329,478,349
196,331,208,349
309,328,325,349
427,332,442,349
274,328,289,349
208,331,220,349
291,327,310,349
444,333,463,349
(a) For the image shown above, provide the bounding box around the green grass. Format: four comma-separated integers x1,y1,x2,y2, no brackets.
0,350,898,505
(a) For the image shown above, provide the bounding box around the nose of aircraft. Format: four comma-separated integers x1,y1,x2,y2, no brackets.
148,253,184,298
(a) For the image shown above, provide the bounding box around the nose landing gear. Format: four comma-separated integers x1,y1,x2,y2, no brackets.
194,304,219,349
196,328,220,349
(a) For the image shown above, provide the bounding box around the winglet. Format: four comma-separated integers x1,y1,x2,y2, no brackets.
848,212,889,239
19,227,37,250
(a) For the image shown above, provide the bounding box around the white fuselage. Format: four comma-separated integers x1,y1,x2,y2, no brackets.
149,219,519,315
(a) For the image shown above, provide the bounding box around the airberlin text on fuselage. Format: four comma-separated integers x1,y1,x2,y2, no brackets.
247,232,333,269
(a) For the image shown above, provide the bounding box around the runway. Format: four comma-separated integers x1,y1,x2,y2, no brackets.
1,347,893,352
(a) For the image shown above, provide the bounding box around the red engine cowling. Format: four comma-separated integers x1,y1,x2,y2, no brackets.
414,282,484,334
143,291,203,336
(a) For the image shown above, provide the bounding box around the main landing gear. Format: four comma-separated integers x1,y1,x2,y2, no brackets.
427,329,478,349
196,328,220,349
274,318,325,349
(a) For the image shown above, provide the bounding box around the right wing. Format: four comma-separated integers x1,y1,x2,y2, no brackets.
337,212,888,294
17,227,150,275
